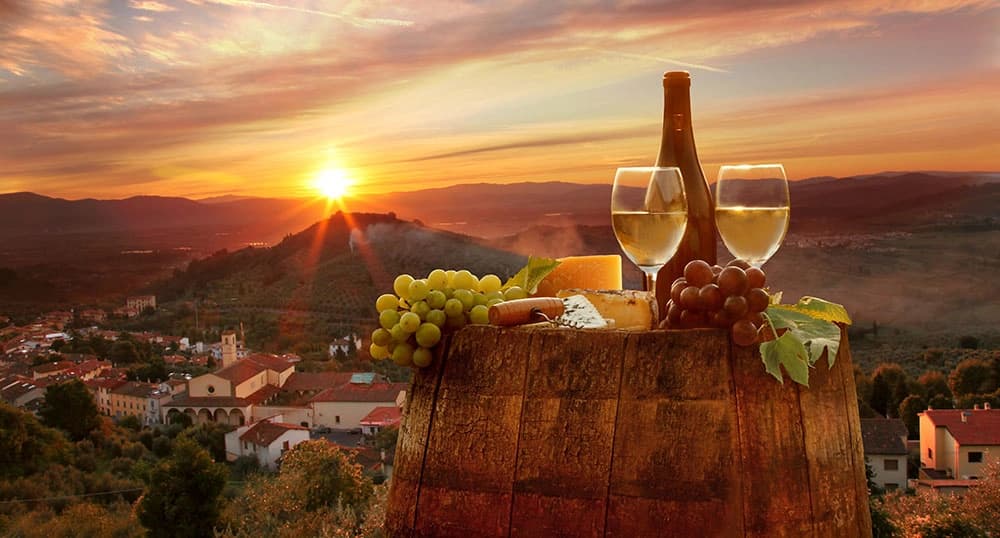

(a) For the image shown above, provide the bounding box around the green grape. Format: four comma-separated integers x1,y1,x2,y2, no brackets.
375,294,398,313
393,274,414,299
504,286,528,300
426,309,447,328
371,328,391,347
370,343,390,360
487,298,504,308
453,289,475,311
412,347,433,368
415,322,442,347
485,290,504,302
445,270,457,286
391,342,414,366
442,287,455,299
399,312,421,333
479,274,502,294
426,290,447,309
473,293,488,307
410,300,431,320
379,310,400,330
427,269,449,290
389,324,407,343
408,279,430,302
444,298,464,318
469,304,490,325
452,270,479,291
446,315,467,330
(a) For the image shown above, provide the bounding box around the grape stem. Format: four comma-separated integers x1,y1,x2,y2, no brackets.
761,311,780,341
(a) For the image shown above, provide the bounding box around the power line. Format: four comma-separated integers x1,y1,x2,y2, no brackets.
0,487,145,504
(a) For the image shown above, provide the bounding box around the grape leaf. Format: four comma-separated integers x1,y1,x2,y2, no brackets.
772,296,852,325
765,306,842,368
760,331,810,386
502,256,561,294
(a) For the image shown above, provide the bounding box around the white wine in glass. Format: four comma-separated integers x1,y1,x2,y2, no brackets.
714,164,790,268
611,167,688,294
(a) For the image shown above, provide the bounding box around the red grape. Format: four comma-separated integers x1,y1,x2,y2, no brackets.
732,319,758,346
746,267,766,289
710,311,731,328
698,284,723,311
718,267,749,297
680,309,707,329
670,279,687,304
745,311,765,327
667,301,682,326
684,260,714,287
711,265,724,278
746,288,770,313
723,295,749,319
727,259,752,270
679,286,701,310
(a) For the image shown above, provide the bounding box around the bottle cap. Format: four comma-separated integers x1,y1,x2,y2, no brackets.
663,71,691,86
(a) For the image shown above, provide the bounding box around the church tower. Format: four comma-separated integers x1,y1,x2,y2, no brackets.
221,330,237,368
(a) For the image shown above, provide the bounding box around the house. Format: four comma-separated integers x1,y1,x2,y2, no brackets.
861,418,909,491
126,295,156,314
1,376,46,409
359,406,402,436
310,373,406,430
32,360,76,380
224,417,310,469
919,406,1000,483
109,381,160,424
328,336,360,358
86,378,127,416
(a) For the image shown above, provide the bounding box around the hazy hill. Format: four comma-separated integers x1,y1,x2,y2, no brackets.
153,212,526,329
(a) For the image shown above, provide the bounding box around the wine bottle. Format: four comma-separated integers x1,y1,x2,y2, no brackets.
654,71,717,314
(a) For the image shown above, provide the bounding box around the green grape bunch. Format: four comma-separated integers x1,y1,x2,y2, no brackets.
370,269,524,368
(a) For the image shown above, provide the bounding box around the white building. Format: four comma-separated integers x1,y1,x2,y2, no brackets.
310,373,406,430
861,418,909,491
225,416,310,469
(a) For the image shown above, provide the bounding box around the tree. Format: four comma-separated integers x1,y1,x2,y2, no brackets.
0,402,71,479
138,436,227,538
918,371,952,400
898,394,927,439
110,340,140,365
871,374,891,417
949,359,997,397
39,380,101,441
928,393,954,410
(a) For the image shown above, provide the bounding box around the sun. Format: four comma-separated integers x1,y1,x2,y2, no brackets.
314,168,353,200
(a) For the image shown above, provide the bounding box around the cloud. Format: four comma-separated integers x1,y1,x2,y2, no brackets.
191,0,413,28
129,1,176,12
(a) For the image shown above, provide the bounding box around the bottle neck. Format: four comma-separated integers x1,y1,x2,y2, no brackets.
656,84,699,167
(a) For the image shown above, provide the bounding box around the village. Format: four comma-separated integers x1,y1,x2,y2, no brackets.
0,296,404,476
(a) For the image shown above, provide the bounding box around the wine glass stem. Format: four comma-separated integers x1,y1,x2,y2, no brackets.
644,272,656,295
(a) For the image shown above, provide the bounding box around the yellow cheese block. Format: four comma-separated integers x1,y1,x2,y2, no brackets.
535,255,622,297
556,289,658,330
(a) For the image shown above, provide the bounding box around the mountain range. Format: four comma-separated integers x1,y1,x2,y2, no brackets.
1,171,997,332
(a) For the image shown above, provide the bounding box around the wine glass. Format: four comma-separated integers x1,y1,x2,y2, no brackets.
714,164,790,268
611,167,688,296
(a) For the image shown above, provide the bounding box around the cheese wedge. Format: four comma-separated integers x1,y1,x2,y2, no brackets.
555,289,658,330
535,255,622,297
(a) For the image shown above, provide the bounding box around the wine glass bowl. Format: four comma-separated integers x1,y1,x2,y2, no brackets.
611,167,688,295
714,164,790,268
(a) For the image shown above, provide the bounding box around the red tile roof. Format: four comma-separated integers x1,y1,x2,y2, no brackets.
282,372,354,393
214,361,264,385
861,418,908,455
162,394,251,408
244,384,282,405
213,355,294,385
310,382,407,403
922,409,1000,445
360,406,402,427
33,360,75,374
240,421,308,447
111,381,158,399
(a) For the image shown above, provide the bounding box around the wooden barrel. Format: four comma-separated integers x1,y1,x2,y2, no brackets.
385,326,872,537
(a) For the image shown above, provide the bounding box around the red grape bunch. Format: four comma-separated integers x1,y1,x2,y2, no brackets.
660,259,770,346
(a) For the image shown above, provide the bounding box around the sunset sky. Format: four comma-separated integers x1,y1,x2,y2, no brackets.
1,0,997,200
